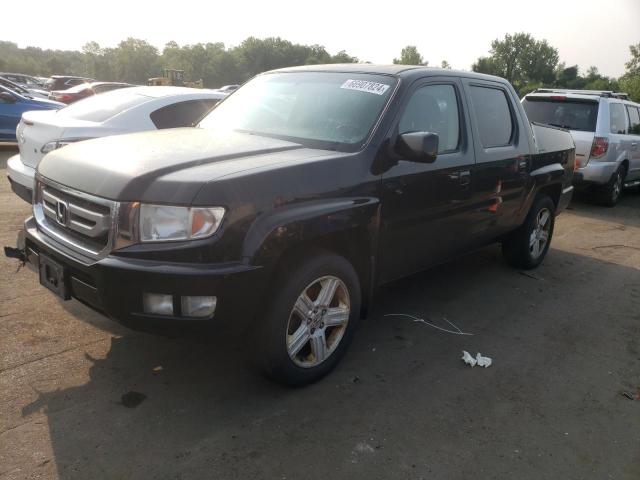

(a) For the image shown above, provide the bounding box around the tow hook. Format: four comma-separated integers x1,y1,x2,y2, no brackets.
4,246,26,271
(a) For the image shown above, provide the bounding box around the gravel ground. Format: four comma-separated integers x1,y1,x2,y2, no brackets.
1,145,639,480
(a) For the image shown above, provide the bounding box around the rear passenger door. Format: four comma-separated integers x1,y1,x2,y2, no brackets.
609,102,632,171
461,80,530,238
379,78,478,282
625,104,640,181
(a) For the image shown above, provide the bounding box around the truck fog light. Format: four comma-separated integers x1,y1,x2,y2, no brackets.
181,296,217,318
143,293,174,316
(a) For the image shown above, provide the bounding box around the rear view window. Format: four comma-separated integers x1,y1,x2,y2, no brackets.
470,86,514,147
150,99,220,129
522,98,598,132
57,90,151,122
627,106,640,135
609,103,627,134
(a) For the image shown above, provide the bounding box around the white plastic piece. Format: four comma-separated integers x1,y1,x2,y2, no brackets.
461,350,477,367
476,352,493,368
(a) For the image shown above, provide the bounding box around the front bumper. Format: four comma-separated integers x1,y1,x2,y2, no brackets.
19,216,268,332
7,153,35,203
573,160,618,186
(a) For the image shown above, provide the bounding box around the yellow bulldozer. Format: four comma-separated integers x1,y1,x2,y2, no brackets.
148,69,203,88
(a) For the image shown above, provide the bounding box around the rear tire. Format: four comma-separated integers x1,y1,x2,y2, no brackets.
255,250,361,386
597,165,625,207
502,195,555,270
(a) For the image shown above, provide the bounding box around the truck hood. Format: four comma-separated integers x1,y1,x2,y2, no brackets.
37,128,316,202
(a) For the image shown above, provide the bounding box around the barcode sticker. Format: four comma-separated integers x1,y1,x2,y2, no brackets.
340,79,390,95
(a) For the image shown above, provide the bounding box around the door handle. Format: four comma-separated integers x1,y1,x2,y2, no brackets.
449,170,471,185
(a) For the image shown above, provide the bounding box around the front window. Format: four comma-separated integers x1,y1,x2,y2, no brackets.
198,72,397,152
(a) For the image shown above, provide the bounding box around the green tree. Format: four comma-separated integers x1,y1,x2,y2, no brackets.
472,33,558,93
393,46,426,65
111,38,160,83
625,43,640,75
0,37,357,87
620,43,640,102
440,60,451,69
330,50,358,64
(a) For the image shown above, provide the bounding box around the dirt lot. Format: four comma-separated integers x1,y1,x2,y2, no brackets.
1,145,639,480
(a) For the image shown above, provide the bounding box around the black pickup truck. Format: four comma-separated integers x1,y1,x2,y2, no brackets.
8,65,575,385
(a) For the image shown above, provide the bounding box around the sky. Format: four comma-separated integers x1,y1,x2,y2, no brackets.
6,0,639,78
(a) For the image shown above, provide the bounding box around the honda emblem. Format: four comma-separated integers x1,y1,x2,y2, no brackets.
56,201,68,226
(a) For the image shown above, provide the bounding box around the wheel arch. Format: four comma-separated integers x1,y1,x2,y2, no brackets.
242,198,381,319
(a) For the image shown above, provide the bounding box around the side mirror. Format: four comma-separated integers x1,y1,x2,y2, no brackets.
0,92,16,103
397,132,439,163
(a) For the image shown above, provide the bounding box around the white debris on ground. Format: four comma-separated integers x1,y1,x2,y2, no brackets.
462,350,477,366
476,352,492,368
462,350,493,368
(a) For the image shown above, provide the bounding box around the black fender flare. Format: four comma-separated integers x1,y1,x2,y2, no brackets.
530,162,566,190
242,197,381,265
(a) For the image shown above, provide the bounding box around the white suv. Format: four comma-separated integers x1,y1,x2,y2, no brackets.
522,89,640,206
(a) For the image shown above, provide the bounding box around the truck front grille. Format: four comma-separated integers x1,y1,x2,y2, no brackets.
34,178,118,260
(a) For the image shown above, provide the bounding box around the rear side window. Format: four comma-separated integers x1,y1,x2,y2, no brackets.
399,84,460,153
469,86,513,148
609,103,627,134
626,105,640,134
150,99,220,129
522,98,598,132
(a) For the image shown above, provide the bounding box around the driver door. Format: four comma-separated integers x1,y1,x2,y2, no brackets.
378,78,478,283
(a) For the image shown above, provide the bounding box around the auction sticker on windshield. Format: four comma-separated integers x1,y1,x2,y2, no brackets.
341,79,390,95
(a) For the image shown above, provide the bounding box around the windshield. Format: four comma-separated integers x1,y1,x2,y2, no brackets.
0,79,28,95
199,72,397,151
57,89,151,122
522,97,598,132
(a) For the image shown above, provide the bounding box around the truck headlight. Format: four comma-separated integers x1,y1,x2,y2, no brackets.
139,204,225,242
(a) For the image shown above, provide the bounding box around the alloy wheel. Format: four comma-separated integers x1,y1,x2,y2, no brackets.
529,208,551,259
612,170,623,201
286,275,350,368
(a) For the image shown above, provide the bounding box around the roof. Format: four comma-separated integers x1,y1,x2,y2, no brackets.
529,88,629,100
267,64,506,82
87,81,132,87
525,91,604,102
0,72,38,77
122,86,227,99
50,75,94,80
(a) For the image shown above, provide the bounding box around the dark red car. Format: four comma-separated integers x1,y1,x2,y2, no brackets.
48,82,134,104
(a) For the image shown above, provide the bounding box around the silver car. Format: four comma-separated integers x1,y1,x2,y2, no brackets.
522,89,640,206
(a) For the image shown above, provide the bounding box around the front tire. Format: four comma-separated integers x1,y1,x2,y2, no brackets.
256,250,361,386
502,195,555,270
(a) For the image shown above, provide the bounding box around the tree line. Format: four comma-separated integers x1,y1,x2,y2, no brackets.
1,34,638,101
0,37,357,88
